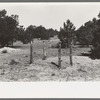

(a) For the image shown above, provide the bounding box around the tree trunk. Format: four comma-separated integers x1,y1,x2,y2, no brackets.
69,38,73,66
7,42,9,47
73,37,76,46
30,40,33,64
12,38,13,47
58,41,61,68
67,38,70,48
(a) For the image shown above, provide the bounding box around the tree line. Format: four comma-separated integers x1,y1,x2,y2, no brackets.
0,9,58,47
1,9,100,58
58,13,100,58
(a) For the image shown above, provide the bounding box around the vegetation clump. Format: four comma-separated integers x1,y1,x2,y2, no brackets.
1,49,7,53
9,59,19,65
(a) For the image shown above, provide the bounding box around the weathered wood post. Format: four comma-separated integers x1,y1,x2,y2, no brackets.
58,41,61,68
43,40,47,60
30,40,33,64
69,36,73,66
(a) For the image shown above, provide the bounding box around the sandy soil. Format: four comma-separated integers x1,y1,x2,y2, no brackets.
0,48,100,82
18,56,100,82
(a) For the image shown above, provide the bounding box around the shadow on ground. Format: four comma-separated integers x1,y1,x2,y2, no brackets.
80,51,100,60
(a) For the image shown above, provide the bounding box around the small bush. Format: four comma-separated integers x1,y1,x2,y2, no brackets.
2,50,7,53
90,46,100,59
1,72,4,75
51,43,59,48
90,32,100,59
51,42,66,48
9,59,19,65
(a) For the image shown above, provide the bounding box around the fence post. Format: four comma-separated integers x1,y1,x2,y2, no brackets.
58,41,61,68
43,40,47,60
69,38,73,66
30,40,33,64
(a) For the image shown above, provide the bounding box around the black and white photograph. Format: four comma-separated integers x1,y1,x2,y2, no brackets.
0,2,100,82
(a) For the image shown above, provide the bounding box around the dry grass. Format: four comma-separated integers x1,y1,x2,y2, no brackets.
0,40,99,81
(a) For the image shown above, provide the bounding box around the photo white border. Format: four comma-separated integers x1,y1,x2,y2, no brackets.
0,82,100,98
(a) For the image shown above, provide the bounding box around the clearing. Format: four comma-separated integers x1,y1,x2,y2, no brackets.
0,39,99,82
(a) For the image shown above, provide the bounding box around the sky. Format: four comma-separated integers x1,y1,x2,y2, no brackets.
0,3,100,30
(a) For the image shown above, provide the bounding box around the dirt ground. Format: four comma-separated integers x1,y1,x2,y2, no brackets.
0,40,99,82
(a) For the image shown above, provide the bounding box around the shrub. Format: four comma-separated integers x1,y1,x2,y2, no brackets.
91,32,100,59
51,43,59,48
9,59,19,65
1,49,7,53
91,45,100,59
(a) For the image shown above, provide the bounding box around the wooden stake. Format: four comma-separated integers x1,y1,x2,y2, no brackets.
58,41,61,68
30,40,33,64
69,38,73,66
43,40,47,60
